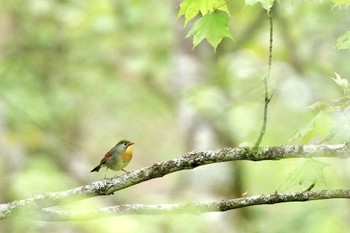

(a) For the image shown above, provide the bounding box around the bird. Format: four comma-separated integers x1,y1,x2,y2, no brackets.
90,139,135,178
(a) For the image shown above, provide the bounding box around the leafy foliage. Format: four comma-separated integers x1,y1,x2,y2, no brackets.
281,159,328,191
289,111,335,144
186,11,232,50
178,0,229,25
178,0,278,50
178,0,231,50
290,73,350,144
336,31,350,50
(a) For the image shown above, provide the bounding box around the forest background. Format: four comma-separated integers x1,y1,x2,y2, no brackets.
1,0,350,232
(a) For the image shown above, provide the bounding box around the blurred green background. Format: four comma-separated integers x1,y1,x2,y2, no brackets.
1,0,350,232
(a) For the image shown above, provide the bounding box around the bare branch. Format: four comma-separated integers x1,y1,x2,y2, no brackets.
1,143,349,220
38,189,350,221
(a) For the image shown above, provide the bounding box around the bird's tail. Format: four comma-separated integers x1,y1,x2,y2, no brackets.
90,165,101,172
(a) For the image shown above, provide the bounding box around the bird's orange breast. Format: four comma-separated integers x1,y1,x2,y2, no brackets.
121,146,133,162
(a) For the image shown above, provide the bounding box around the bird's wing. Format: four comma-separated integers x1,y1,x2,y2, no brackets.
99,153,111,165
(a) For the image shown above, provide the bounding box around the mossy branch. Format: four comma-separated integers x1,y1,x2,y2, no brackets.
38,189,350,221
1,143,349,220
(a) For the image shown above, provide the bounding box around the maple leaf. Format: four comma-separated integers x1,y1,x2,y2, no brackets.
186,11,232,51
178,0,230,25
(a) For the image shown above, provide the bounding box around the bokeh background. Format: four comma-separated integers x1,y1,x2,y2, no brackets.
1,1,350,232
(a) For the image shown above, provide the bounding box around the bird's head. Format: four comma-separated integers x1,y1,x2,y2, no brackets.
116,139,135,153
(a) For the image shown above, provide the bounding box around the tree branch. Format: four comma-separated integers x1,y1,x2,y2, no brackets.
37,189,350,221
1,143,349,220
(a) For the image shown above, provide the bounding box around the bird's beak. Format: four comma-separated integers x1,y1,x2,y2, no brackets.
130,142,135,145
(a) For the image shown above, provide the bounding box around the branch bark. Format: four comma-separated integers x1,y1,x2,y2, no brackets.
1,143,349,220
37,189,350,221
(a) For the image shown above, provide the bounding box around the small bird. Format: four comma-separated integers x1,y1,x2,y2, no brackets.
90,139,135,178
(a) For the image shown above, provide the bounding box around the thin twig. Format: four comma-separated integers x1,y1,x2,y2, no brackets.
254,9,274,149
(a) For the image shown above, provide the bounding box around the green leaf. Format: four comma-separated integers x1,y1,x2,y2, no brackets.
336,31,350,50
178,0,230,25
280,159,329,192
186,11,232,51
289,111,335,144
245,0,275,10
